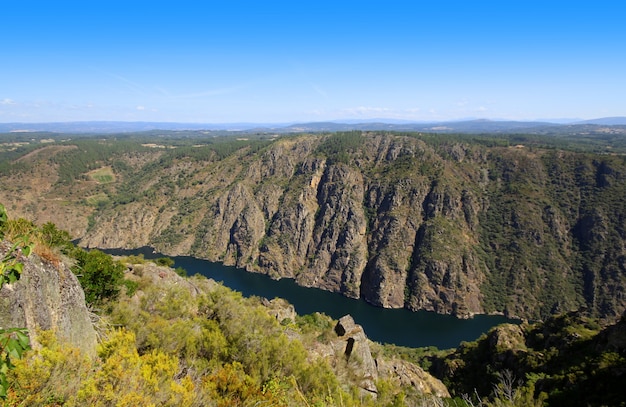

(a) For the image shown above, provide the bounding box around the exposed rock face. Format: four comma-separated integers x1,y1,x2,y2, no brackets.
0,243,97,357
3,133,626,320
376,358,450,398
262,297,297,323
333,315,378,394
319,314,449,398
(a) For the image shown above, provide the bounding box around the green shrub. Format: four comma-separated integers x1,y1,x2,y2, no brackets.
71,249,125,305
123,279,139,297
154,257,175,267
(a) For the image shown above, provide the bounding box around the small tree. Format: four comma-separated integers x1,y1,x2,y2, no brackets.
155,257,175,267
72,249,125,305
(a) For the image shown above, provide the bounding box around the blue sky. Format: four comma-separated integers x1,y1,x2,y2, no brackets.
1,1,625,123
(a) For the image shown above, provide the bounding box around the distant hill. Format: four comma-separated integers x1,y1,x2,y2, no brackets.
1,117,625,134
0,121,288,134
278,119,558,133
574,116,626,125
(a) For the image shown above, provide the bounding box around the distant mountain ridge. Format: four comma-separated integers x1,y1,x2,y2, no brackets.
574,117,626,125
1,117,626,134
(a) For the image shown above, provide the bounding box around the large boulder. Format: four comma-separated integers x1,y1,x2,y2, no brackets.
0,243,97,358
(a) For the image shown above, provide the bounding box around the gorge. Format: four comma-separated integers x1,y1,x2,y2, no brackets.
1,131,625,322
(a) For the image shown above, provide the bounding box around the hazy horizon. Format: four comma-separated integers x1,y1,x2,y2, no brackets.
2,1,625,124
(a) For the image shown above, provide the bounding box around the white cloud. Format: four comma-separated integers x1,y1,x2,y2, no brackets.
136,105,146,111
1,98,16,105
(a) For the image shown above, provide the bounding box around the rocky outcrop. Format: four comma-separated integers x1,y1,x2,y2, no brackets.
313,314,449,398
333,315,378,394
0,243,98,357
262,297,297,323
376,358,450,398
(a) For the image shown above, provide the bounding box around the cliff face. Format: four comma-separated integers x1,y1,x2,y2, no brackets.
2,133,625,320
0,243,97,357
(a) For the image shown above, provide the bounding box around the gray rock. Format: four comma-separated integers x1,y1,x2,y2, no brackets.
263,298,297,323
334,315,378,394
376,358,451,398
0,244,97,357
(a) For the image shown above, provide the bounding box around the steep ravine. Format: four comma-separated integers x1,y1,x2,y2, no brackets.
3,133,625,320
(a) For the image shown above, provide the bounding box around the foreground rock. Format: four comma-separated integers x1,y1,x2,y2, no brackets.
308,313,450,398
0,243,97,358
333,315,379,395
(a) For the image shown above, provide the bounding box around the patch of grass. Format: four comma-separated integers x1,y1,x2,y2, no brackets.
88,167,116,183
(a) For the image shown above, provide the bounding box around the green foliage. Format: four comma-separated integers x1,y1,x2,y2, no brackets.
122,253,146,264
319,131,364,151
0,328,30,399
154,256,175,267
122,279,139,297
71,248,126,305
98,277,358,406
372,343,448,371
431,311,626,407
0,204,6,230
0,240,32,287
39,222,73,253
166,138,271,162
317,131,364,164
0,203,33,286
53,139,147,184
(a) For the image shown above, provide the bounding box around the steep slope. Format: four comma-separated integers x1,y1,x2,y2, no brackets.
1,132,625,320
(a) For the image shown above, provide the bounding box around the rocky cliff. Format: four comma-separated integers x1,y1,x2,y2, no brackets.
0,242,98,357
1,132,625,320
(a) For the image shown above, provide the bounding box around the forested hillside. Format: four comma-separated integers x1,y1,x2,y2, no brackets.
1,131,625,320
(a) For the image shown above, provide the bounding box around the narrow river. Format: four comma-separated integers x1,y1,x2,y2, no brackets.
106,247,517,349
